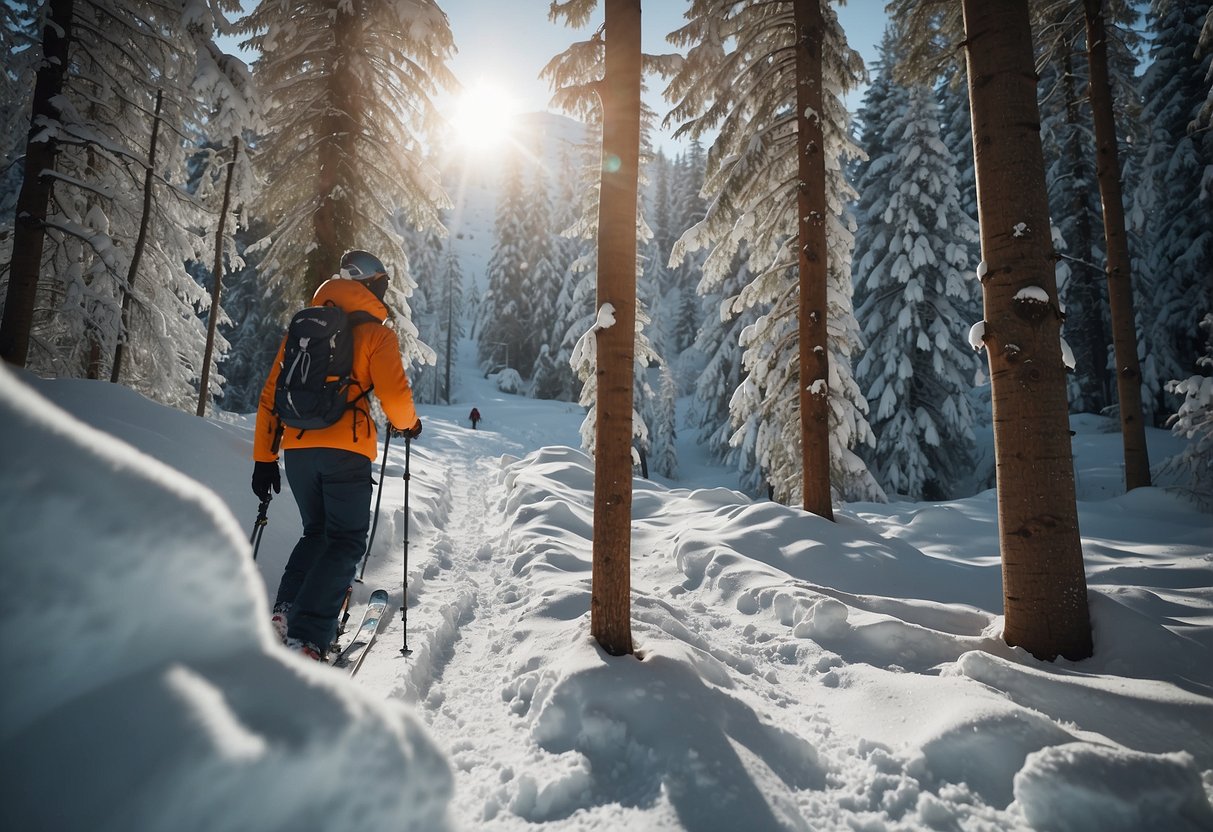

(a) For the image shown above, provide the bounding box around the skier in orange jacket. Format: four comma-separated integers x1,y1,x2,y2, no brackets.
251,250,421,660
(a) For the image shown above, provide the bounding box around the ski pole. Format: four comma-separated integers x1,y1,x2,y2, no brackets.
401,433,412,656
249,495,271,560
356,421,393,582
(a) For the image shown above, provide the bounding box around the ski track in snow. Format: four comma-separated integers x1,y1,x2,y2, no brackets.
356,427,550,827
355,429,1013,828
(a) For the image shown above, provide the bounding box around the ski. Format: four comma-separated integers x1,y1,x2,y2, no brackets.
331,588,389,675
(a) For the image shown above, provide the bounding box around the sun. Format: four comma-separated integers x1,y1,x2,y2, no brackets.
449,81,518,155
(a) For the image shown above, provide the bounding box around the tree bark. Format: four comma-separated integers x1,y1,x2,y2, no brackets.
1083,0,1151,490
962,0,1092,661
308,4,361,293
591,0,641,657
197,137,240,417
111,89,164,384
0,0,75,366
792,0,833,520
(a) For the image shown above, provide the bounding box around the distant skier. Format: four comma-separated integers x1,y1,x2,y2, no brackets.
469,407,481,430
251,249,422,661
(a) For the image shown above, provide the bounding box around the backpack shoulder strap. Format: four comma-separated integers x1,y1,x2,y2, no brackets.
344,310,382,401
347,310,379,328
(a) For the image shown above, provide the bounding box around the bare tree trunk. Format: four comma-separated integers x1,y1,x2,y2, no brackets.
962,0,1092,661
0,0,74,366
84,104,104,379
308,6,361,294
1083,0,1151,490
111,89,164,384
196,137,240,417
792,0,833,520
591,0,641,657
86,342,103,379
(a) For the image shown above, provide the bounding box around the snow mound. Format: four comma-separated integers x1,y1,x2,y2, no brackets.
0,367,452,831
1014,744,1213,832
520,635,825,829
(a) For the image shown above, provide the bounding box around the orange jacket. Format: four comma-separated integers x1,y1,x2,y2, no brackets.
254,278,418,463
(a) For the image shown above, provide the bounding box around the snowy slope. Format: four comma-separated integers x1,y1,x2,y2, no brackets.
3,343,1212,832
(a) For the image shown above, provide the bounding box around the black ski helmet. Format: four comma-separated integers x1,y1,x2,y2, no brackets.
339,249,388,281
339,250,389,300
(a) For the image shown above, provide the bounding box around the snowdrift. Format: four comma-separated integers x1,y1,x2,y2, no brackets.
0,366,452,831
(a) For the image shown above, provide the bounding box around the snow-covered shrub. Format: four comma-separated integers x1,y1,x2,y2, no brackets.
494,368,525,395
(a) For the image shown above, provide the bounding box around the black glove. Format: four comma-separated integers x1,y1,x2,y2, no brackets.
393,419,422,440
252,460,281,500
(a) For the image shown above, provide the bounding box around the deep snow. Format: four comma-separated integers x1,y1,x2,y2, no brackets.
1,340,1211,832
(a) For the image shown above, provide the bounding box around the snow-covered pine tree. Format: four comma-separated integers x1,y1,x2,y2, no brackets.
215,220,288,413
548,139,599,402
0,2,35,225
667,142,707,357
0,0,248,408
477,151,532,376
691,249,759,478
239,0,453,368
651,363,679,479
1199,6,1212,203
1161,313,1213,507
521,161,563,387
640,153,676,361
665,0,881,507
649,151,675,260
852,74,981,501
398,220,443,402
434,245,465,404
851,27,902,317
1131,0,1213,419
637,229,670,361
937,68,977,229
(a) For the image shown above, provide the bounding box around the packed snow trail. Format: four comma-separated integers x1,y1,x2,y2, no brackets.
350,409,617,827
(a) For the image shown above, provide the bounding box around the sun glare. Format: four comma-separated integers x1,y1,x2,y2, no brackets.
450,82,518,155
